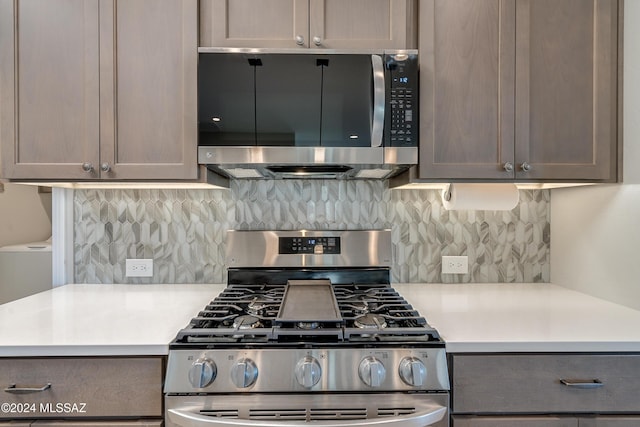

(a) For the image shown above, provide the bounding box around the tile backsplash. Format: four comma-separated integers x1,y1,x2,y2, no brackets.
74,180,550,284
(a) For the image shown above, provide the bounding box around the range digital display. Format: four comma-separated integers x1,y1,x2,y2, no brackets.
278,236,341,255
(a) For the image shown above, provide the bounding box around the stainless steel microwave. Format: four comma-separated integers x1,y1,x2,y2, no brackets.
197,49,418,179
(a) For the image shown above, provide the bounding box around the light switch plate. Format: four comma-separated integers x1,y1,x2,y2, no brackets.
442,256,468,274
125,259,153,277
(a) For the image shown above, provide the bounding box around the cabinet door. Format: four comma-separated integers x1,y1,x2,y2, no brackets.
309,0,416,49
579,417,640,427
0,0,100,180
418,0,515,180
514,0,618,181
99,0,198,179
199,0,309,48
453,416,578,426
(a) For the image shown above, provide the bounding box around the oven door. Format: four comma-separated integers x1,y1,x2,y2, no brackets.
166,393,449,427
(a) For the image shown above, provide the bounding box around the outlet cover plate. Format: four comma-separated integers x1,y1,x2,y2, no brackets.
442,256,468,274
125,259,153,277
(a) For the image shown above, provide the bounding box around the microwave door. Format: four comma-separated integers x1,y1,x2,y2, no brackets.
320,55,377,148
255,55,321,147
198,53,256,146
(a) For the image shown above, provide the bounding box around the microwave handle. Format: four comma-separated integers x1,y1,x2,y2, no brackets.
371,54,385,148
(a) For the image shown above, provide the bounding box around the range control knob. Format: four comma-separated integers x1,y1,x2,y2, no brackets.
399,357,427,387
295,356,321,388
188,358,217,388
359,356,386,387
230,358,258,388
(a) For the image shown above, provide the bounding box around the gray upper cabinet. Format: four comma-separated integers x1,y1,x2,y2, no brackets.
0,0,197,181
99,0,197,180
199,0,417,49
419,0,515,180
514,0,618,181
0,0,101,180
418,0,619,182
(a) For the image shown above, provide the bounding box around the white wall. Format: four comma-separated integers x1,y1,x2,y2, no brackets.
0,183,52,247
551,0,640,310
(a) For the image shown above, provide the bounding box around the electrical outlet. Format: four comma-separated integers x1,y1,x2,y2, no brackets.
442,256,468,274
125,259,153,277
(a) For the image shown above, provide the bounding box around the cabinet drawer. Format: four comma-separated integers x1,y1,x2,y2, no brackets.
452,354,640,414
33,421,162,426
0,357,162,419
452,416,577,426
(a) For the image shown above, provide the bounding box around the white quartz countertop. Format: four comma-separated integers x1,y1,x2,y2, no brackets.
0,284,225,356
394,283,640,353
2,282,640,356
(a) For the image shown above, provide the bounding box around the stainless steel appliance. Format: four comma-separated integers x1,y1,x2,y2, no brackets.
165,230,449,427
198,49,418,179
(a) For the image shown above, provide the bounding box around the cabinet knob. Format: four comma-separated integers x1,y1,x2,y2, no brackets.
81,162,94,173
100,163,111,172
520,162,532,172
503,162,514,172
295,35,305,46
313,36,322,46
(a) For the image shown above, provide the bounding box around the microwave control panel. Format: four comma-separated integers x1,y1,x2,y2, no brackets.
279,236,341,255
385,54,418,147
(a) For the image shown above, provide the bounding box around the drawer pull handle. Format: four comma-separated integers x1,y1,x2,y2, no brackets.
560,379,603,389
4,383,52,394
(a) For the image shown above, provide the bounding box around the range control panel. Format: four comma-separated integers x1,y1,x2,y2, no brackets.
279,236,341,255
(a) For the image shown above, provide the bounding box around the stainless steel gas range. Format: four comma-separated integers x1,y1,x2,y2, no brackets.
165,230,450,427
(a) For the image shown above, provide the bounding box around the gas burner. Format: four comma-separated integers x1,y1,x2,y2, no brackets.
253,289,284,301
343,300,369,313
354,314,387,329
233,315,262,330
297,321,320,330
361,288,382,297
247,299,276,315
339,288,382,299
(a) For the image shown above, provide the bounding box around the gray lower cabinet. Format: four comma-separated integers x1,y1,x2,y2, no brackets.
0,423,162,427
578,418,640,427
33,422,162,426
0,357,163,423
0,0,197,181
453,417,640,426
452,416,578,426
450,354,640,426
417,0,620,182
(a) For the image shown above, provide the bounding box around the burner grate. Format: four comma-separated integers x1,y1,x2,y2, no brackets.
172,281,442,346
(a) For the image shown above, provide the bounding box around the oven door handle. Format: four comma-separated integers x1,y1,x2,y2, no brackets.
168,404,446,427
